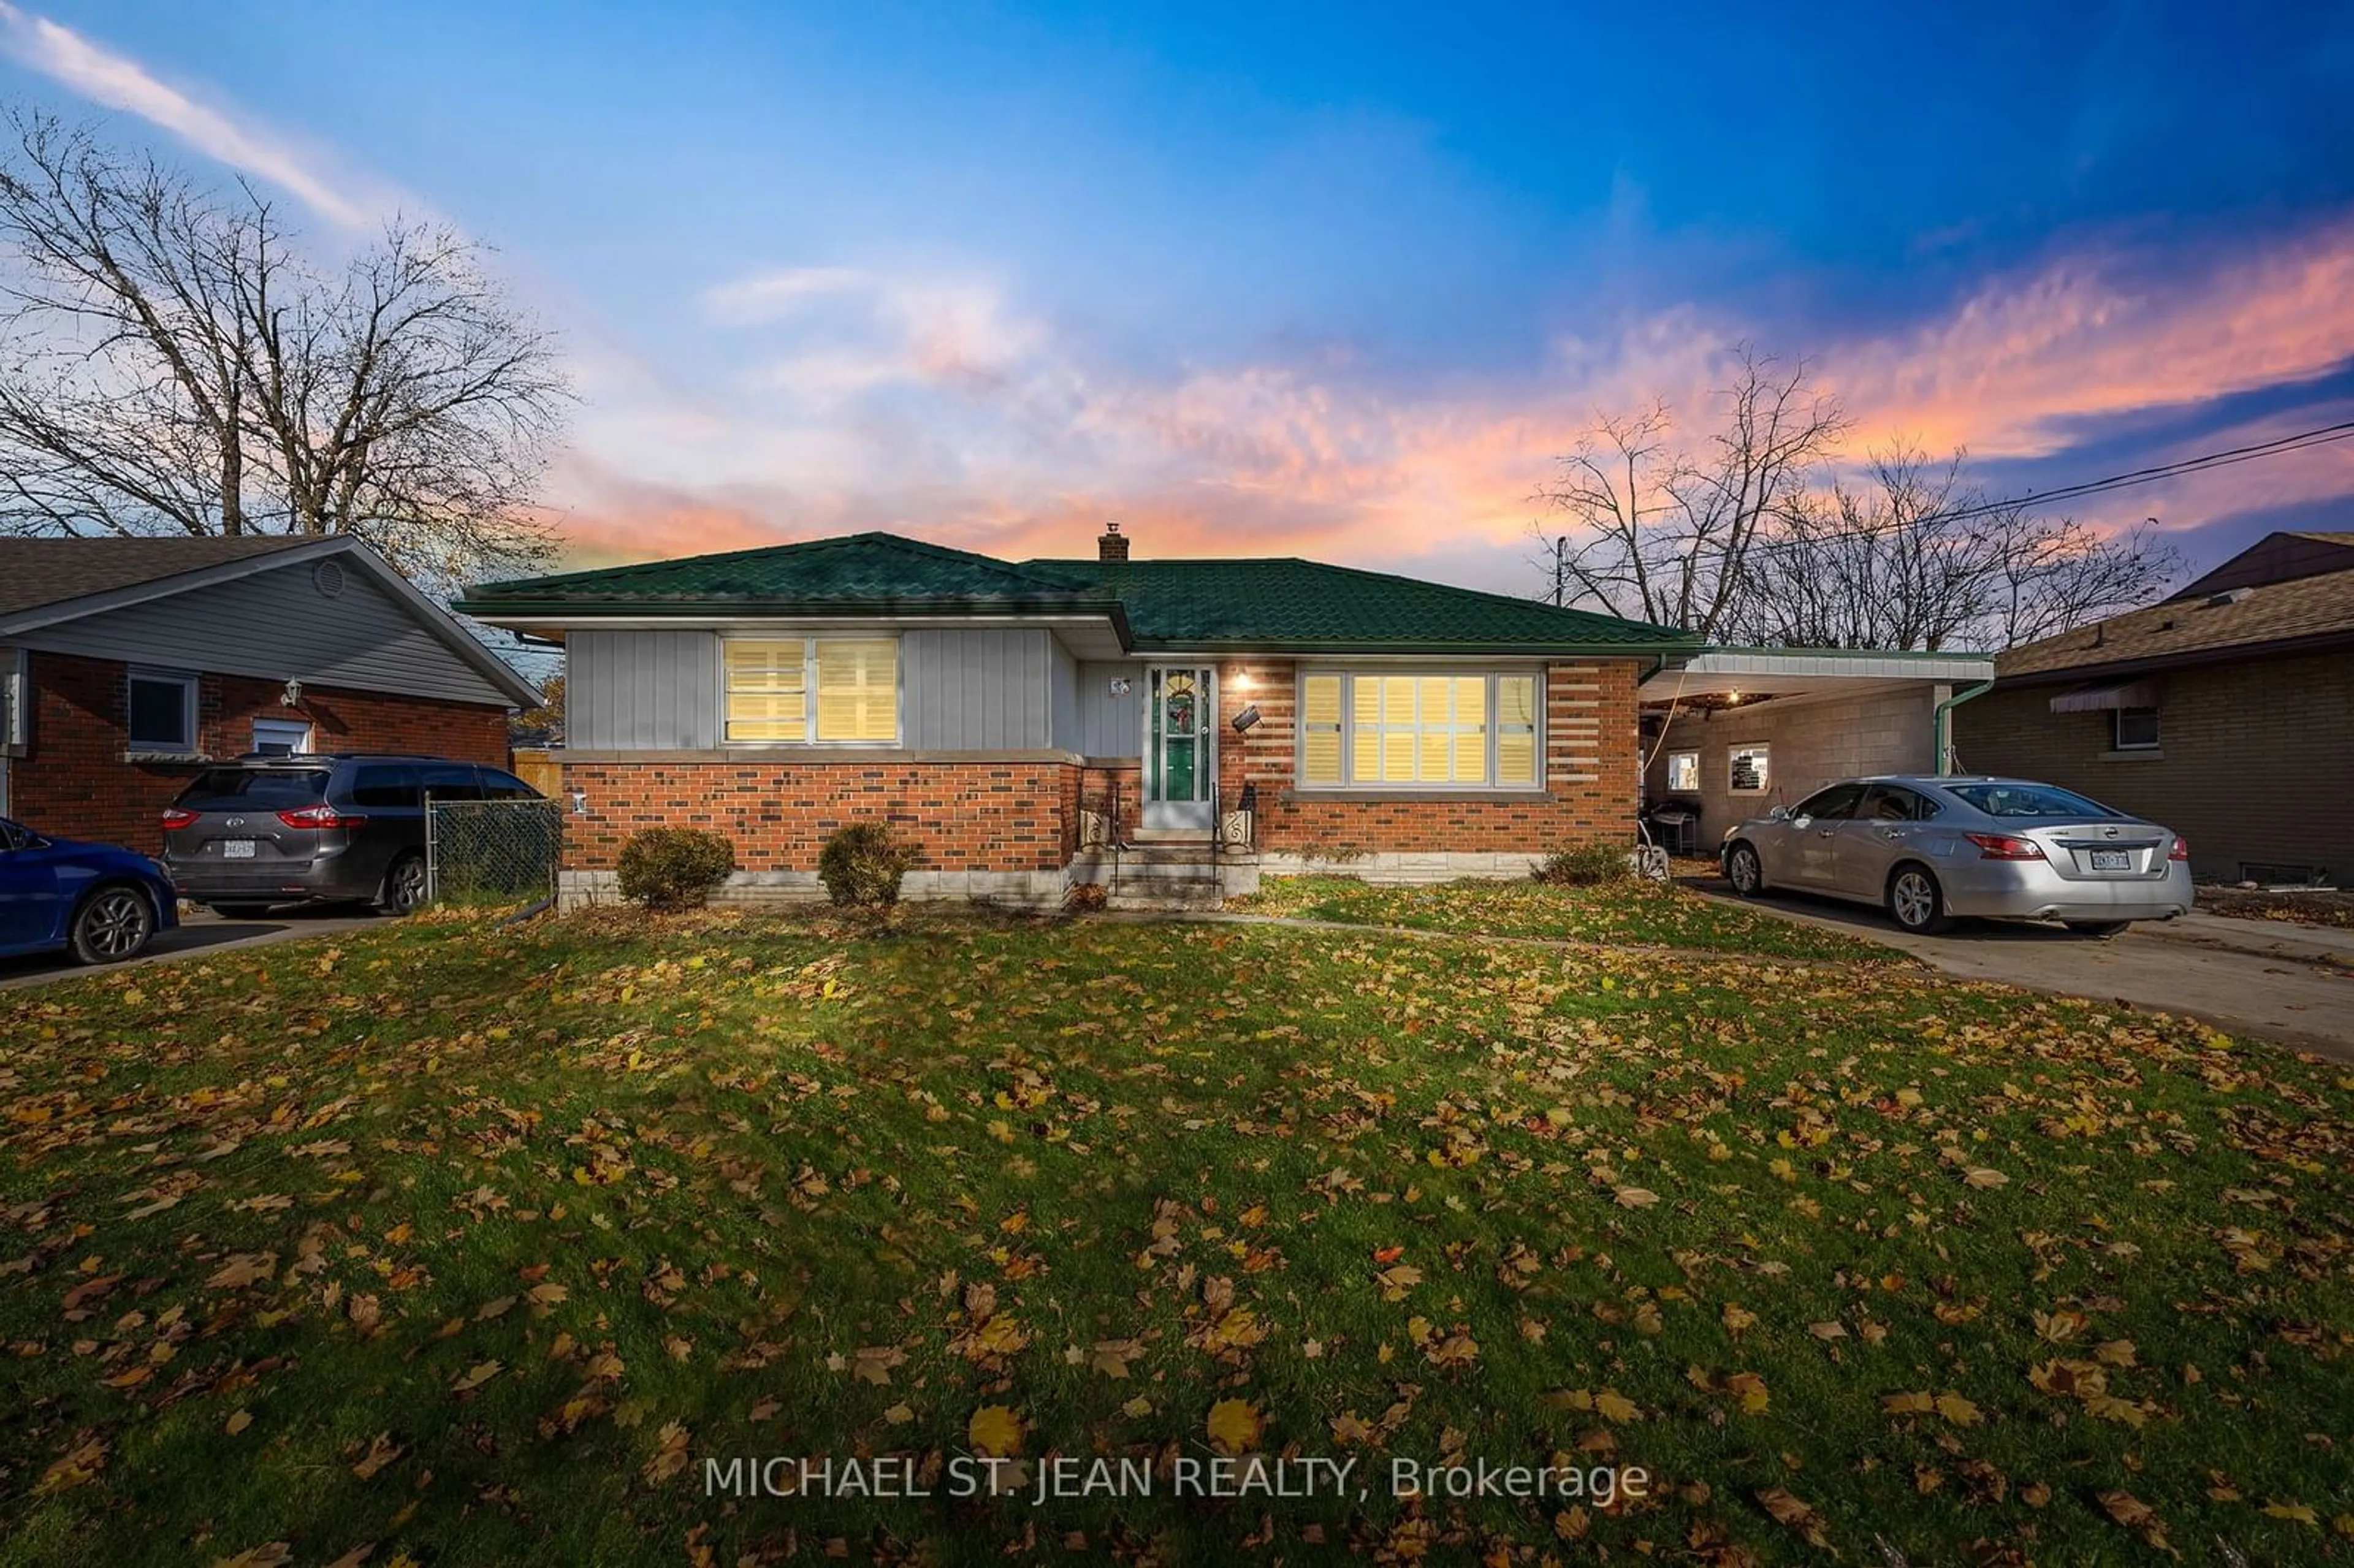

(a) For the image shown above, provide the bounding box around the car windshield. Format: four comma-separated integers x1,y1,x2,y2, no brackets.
177,769,332,809
1943,782,2120,819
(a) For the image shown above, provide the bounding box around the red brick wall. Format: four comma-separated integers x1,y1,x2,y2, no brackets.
1076,761,1143,842
561,759,1076,872
1216,658,1645,853
9,650,511,853
557,656,1648,872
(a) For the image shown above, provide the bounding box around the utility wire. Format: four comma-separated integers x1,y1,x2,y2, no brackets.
1918,417,2354,524
1547,416,2354,566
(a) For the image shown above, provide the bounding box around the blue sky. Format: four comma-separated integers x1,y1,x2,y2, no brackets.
3,0,2350,591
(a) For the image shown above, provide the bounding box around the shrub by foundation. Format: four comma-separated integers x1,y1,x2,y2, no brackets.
615,827,736,911
818,821,921,907
1531,842,1634,888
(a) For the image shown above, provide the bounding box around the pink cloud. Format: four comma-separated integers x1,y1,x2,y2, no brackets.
1828,220,2354,459
539,216,2354,585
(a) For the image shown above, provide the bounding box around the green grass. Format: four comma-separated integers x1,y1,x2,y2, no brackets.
1,907,2350,1566
1231,873,1898,962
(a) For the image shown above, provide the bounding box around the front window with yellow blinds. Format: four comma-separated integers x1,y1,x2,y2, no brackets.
1298,671,1539,788
723,637,900,744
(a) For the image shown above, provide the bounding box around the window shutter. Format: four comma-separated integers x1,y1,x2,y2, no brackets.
1300,674,1343,784
1452,677,1486,781
1496,675,1537,785
814,639,898,742
1350,672,1381,782
725,640,807,742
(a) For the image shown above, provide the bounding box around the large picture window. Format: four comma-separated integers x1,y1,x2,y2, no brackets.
725,637,899,744
1298,670,1539,789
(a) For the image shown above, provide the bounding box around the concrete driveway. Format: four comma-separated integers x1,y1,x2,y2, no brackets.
1693,880,2354,1062
0,905,384,991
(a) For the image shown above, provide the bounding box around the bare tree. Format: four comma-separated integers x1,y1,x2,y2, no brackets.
0,109,568,588
1534,345,1847,637
1723,443,2183,650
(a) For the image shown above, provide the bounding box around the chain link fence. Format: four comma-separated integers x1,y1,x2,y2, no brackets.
425,797,563,913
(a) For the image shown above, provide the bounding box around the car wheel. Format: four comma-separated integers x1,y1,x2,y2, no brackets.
1885,863,1950,935
1724,842,1766,897
2064,920,2130,938
208,902,277,920
70,884,156,965
379,853,428,916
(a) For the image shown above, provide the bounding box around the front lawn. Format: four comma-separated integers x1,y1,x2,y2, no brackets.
1230,873,1897,963
2,909,2350,1566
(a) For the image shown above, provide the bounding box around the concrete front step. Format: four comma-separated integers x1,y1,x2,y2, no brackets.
1107,885,1230,912
1070,851,1252,881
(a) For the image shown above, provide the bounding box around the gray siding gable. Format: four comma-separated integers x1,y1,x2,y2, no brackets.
13,561,518,708
570,625,1070,750
902,628,1055,748
569,629,723,748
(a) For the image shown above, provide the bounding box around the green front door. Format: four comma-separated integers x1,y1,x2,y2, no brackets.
1143,666,1213,830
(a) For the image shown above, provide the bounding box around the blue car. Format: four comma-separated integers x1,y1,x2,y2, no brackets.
0,816,180,965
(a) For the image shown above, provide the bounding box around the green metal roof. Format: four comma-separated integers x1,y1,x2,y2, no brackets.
457,531,1693,655
1022,556,1690,652
460,531,1112,613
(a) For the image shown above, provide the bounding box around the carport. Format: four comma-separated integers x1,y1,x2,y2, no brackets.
1639,647,1998,850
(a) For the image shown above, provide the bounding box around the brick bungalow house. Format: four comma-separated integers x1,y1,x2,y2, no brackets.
456,525,1698,907
1,536,541,851
1954,529,2354,885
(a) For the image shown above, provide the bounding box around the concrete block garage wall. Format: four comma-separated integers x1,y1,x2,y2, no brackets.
1645,687,1940,847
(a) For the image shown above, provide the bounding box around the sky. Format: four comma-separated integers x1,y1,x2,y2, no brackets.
2,0,2352,599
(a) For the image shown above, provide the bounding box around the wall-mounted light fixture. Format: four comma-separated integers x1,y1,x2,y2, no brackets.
569,790,589,816
1230,704,1262,733
1231,670,1253,692
281,679,304,707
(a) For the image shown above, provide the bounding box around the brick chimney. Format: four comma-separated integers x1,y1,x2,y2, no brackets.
1098,520,1130,561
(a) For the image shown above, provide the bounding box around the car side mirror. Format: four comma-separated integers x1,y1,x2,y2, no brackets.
1766,804,1791,821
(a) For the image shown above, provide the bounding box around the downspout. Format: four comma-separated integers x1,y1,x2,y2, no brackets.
1932,679,1995,775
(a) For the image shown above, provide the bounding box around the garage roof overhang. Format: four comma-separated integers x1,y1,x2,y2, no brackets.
1639,645,1997,708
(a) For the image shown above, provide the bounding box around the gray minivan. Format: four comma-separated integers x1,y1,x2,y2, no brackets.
161,755,541,917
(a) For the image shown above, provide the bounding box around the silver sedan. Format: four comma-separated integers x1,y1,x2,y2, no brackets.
1720,775,2193,936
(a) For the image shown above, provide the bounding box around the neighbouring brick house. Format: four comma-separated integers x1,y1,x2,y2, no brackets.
1,537,540,852
455,526,1695,907
1954,529,2354,885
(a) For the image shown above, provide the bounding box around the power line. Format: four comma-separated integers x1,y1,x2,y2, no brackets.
1550,416,2354,568
1921,417,2354,524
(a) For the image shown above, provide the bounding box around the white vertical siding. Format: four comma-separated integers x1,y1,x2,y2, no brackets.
1073,660,1146,756
569,629,722,748
902,628,1054,748
1048,637,1080,752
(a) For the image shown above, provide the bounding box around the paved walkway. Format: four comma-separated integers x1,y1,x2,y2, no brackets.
1687,883,2354,1062
0,907,383,991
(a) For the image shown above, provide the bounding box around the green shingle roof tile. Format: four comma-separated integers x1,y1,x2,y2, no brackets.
1021,556,1689,651
462,531,1102,610
457,532,1694,655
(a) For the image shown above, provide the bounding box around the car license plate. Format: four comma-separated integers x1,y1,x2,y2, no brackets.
222,839,257,859
2089,850,2130,872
